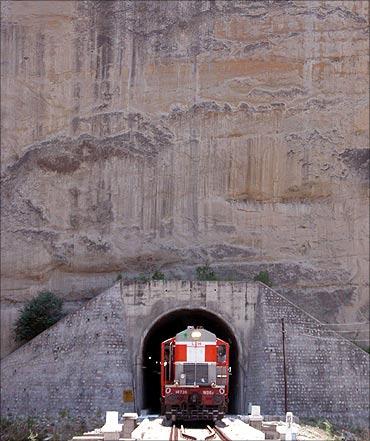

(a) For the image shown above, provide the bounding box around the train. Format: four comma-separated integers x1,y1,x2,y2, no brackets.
160,326,230,421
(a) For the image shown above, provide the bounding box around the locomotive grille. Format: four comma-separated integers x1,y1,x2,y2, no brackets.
184,363,209,385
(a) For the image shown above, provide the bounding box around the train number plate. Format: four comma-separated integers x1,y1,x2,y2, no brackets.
202,390,214,395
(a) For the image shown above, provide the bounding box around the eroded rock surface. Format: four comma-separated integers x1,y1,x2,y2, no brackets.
1,0,369,357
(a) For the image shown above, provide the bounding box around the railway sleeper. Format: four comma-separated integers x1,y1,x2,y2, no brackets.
166,405,224,421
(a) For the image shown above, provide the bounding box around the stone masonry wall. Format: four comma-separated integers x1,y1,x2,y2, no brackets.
0,287,134,425
1,281,368,428
246,285,369,427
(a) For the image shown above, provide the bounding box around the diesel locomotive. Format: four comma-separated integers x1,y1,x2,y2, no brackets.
160,326,229,421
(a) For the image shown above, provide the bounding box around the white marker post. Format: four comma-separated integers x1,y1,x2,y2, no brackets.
249,405,263,431
285,412,297,441
101,411,123,441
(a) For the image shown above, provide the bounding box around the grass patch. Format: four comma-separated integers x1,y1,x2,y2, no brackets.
0,416,90,441
301,417,369,441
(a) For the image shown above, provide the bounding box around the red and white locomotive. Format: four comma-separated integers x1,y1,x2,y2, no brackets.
160,326,229,421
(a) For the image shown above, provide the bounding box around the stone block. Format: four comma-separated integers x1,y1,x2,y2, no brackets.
251,405,261,416
122,413,138,438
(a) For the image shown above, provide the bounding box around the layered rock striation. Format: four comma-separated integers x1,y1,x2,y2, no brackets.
1,0,369,357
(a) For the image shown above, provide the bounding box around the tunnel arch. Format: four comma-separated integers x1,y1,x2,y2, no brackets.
137,307,242,415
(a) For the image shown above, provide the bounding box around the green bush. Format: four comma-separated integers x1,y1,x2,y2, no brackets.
152,270,165,281
136,274,150,283
14,291,64,343
254,270,272,287
196,265,217,281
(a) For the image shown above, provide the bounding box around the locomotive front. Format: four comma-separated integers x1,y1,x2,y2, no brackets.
160,326,229,421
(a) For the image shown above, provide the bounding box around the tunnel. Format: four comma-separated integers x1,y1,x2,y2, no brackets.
141,308,240,415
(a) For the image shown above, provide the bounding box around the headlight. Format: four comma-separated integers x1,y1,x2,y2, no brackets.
191,330,202,339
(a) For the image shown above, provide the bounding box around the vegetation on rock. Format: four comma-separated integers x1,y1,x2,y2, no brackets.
152,270,165,281
196,265,217,281
14,292,63,343
137,274,150,283
254,270,272,287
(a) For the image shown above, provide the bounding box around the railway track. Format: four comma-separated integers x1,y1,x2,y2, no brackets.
169,424,231,441
205,425,216,440
180,425,196,440
169,425,179,441
213,426,233,441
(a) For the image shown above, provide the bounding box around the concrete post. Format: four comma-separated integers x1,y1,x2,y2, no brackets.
285,412,297,441
122,413,138,439
101,412,122,441
249,405,263,431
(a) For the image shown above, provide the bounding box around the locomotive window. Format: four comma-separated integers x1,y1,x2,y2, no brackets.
217,344,226,363
164,343,171,382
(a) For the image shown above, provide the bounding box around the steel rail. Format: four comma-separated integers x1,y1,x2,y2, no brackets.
169,425,178,441
180,425,197,440
205,425,216,440
213,426,233,441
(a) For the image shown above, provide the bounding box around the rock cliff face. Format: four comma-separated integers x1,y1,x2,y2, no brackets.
1,0,369,357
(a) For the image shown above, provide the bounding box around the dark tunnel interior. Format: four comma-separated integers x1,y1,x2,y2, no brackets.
141,308,239,415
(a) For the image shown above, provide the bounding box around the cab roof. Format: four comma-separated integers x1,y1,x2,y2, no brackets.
175,326,216,342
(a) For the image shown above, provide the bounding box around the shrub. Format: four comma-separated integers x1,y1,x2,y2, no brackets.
152,270,165,281
196,265,217,281
136,274,150,283
14,291,64,343
254,270,272,287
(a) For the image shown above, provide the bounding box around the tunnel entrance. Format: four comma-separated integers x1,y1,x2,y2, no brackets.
141,309,240,415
